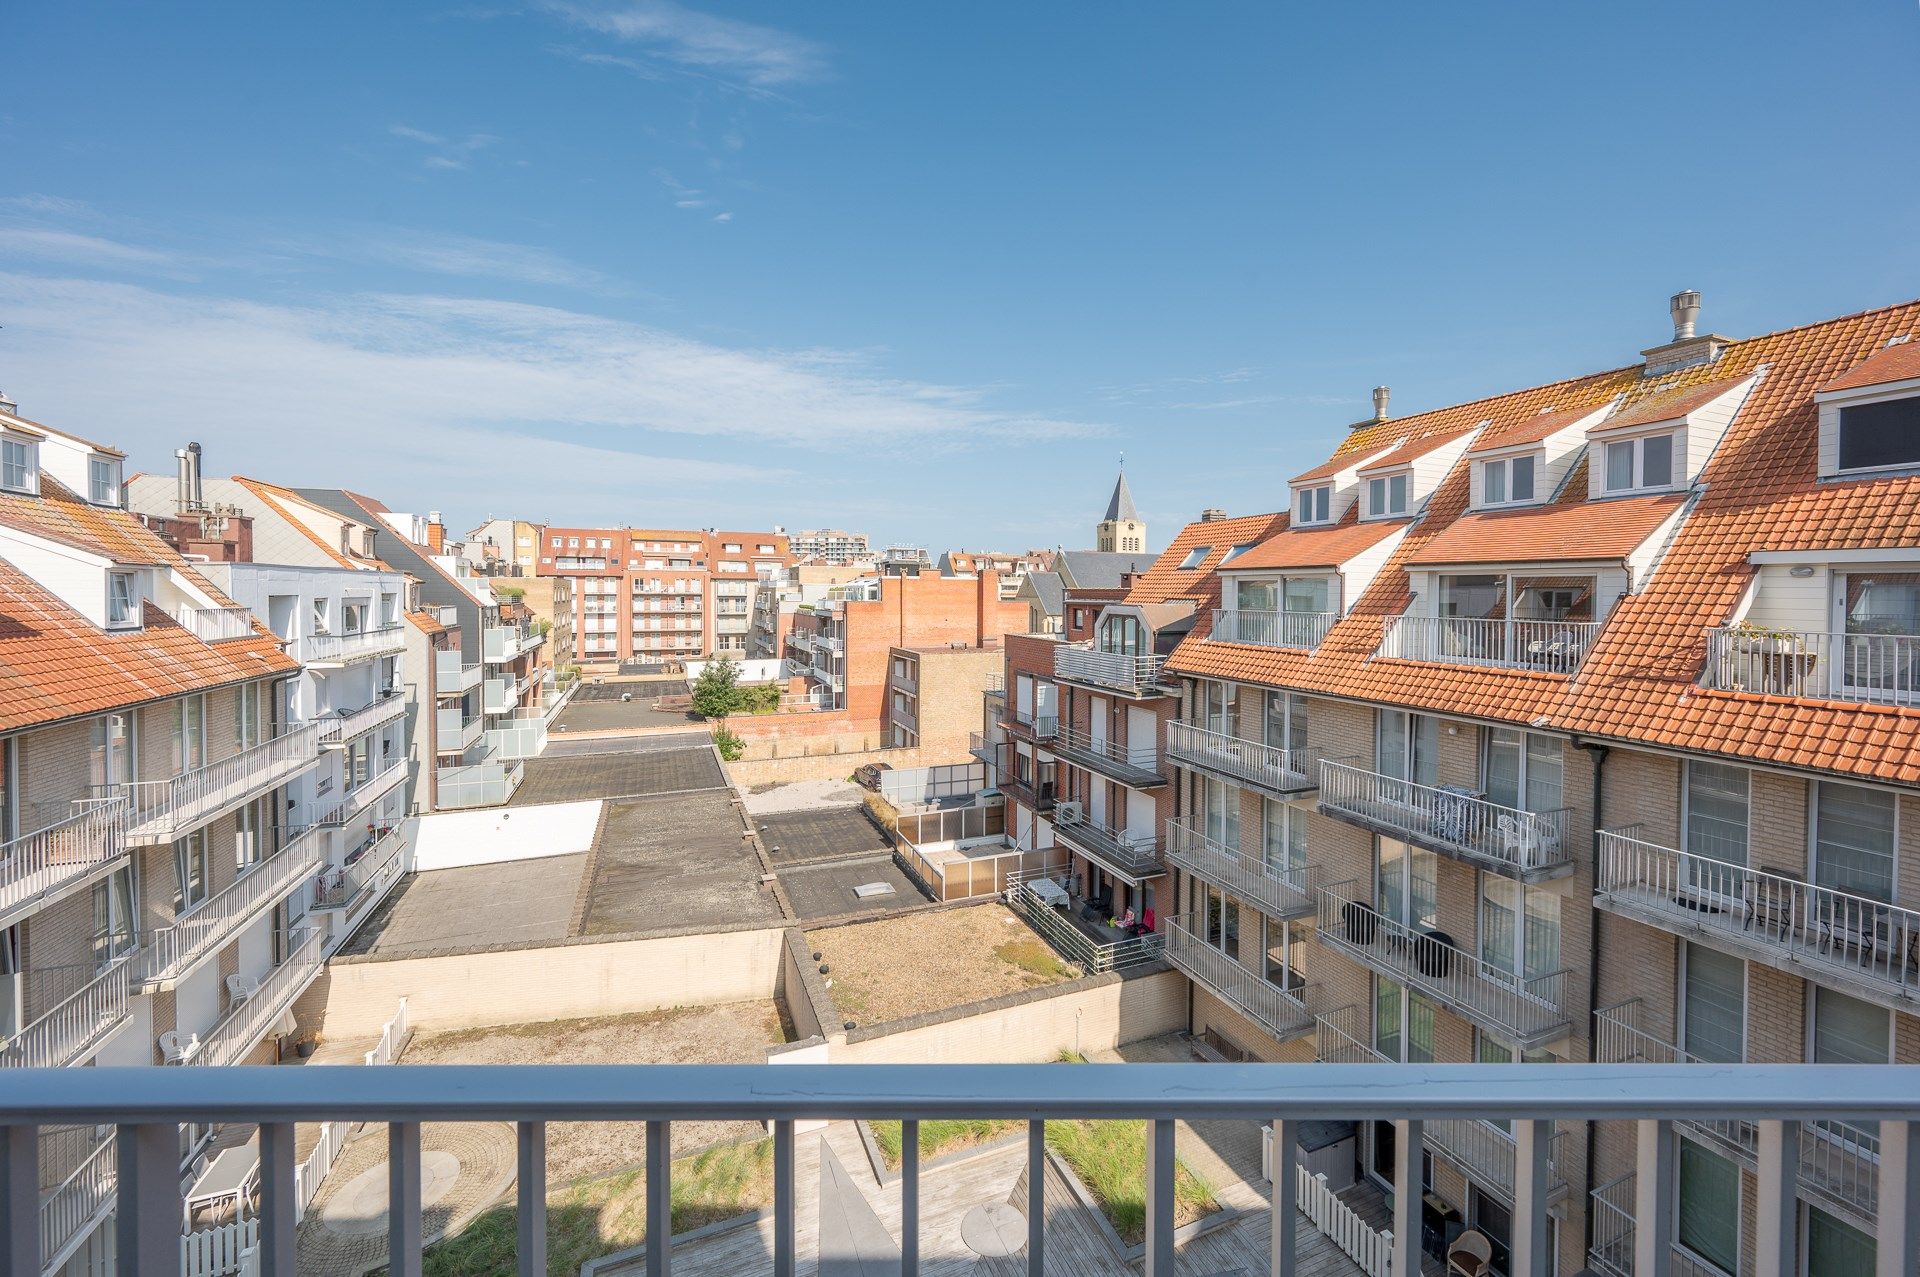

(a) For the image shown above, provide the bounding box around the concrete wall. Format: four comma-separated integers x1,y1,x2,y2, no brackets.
409,800,602,872
725,744,955,786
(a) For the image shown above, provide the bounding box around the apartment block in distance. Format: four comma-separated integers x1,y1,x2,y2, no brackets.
1024,291,1920,1276
536,525,793,665
790,527,870,565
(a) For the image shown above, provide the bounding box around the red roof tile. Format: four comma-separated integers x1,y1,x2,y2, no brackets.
1229,516,1407,571
1354,427,1480,472
1816,337,1920,393
1471,406,1597,453
1594,376,1749,433
1407,494,1685,566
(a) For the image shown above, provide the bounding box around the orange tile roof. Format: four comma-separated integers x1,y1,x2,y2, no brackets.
1407,494,1685,566
1471,405,1597,452
1594,376,1748,433
1291,443,1390,485
1122,512,1290,608
1817,337,1920,393
1354,427,1479,472
406,609,447,638
1229,515,1407,571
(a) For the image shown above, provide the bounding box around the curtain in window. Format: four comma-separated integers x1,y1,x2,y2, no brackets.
1374,979,1401,1060
1524,734,1564,811
1681,944,1744,1064
1480,878,1560,984
1814,782,1897,901
1814,988,1889,1144
1237,579,1278,613
1844,573,1920,634
1806,1207,1877,1277
1684,761,1749,867
1485,729,1522,809
1263,800,1305,877
1283,577,1330,614
1378,841,1437,930
1677,1139,1741,1274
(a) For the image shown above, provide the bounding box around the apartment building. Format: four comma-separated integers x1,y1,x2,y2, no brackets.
535,525,793,665
790,527,870,565
511,574,576,675
1025,293,1920,1276
464,516,541,575
0,408,331,1272
1015,548,1159,634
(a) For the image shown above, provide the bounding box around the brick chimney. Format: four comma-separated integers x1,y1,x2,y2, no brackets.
425,510,445,554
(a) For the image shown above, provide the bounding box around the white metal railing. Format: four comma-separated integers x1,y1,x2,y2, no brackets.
302,756,407,830
1051,723,1163,782
434,758,524,809
297,626,407,666
1317,760,1570,875
179,606,257,643
1314,1004,1389,1066
434,650,482,694
1596,826,1920,1007
1422,1116,1568,1206
1054,805,1164,878
1053,642,1169,694
1165,720,1312,794
1164,817,1315,920
1164,912,1314,1043
316,692,406,746
193,927,324,1068
779,689,829,711
1011,707,1059,739
0,800,128,923
1005,881,1164,973
1209,609,1337,650
313,828,408,912
1706,624,1920,706
41,1131,114,1272
1317,880,1571,1045
437,706,483,752
113,723,321,843
1379,615,1603,675
986,671,1005,693
137,836,324,985
0,953,133,1069
968,732,1003,769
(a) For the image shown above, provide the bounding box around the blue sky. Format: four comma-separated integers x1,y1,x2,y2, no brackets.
3,2,1917,551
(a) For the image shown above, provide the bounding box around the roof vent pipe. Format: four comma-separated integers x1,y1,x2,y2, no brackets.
188,442,203,509
1372,386,1391,421
1670,290,1702,341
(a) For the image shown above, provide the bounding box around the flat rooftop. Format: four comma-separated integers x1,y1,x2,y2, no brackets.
338,854,589,956
777,856,928,921
552,679,703,734
510,746,725,805
754,806,891,865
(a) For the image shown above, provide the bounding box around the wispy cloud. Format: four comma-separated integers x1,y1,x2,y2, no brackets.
0,228,186,274
336,230,621,292
541,0,827,89
387,124,502,171
651,168,731,222
0,194,98,220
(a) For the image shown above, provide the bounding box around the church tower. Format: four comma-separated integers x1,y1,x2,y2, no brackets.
1096,468,1145,553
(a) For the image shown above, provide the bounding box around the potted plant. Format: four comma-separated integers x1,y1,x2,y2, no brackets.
292,1032,319,1060
1722,622,1812,693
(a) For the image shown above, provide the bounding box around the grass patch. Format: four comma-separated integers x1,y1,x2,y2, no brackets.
401,1137,773,1277
869,1119,1023,1171
1046,1050,1217,1246
994,935,1075,981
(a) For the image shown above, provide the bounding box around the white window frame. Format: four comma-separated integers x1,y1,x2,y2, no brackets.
1477,451,1539,508
1177,545,1213,570
1293,484,1332,526
87,454,122,505
0,433,37,494
1831,388,1920,478
1363,471,1409,519
106,571,140,629
1600,428,1679,494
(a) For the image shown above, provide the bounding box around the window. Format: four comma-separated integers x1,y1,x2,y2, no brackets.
1836,397,1920,473
1376,839,1437,931
380,593,398,627
1177,545,1212,570
88,454,121,505
1681,943,1744,1064
106,572,138,628
1603,432,1676,492
1219,543,1255,565
0,434,36,493
1806,1207,1877,1276
1675,1138,1740,1274
1373,979,1435,1063
1813,781,1897,902
1376,710,1438,788
1480,877,1559,987
1684,759,1749,870
311,598,332,634
1482,728,1563,812
91,870,134,966
1097,614,1147,656
1365,472,1409,518
235,682,262,749
1480,453,1536,505
1811,987,1890,1149
89,713,134,786
173,694,206,772
342,601,368,634
173,830,209,914
1200,776,1238,849
1263,690,1307,752
1262,799,1305,880
234,799,264,871
1295,485,1331,525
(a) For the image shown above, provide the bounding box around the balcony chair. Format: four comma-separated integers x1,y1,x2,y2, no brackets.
160,1031,201,1065
1497,815,1559,866
1447,1228,1493,1277
226,973,260,1007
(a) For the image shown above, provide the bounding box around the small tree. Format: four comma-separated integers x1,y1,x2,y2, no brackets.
713,725,745,761
690,657,742,719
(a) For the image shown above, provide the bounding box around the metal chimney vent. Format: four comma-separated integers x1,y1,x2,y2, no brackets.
1372,386,1391,421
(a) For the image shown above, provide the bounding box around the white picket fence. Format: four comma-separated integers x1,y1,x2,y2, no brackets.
1296,1164,1393,1277
181,1218,256,1277
362,996,409,1067
292,997,410,1222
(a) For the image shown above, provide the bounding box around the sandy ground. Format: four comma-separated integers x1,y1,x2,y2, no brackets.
740,775,866,814
806,903,1076,1025
400,1002,787,1183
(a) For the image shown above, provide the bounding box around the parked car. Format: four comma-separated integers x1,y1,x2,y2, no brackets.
853,761,893,791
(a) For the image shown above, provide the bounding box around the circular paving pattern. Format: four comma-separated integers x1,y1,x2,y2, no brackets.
960,1201,1027,1257
318,1151,462,1235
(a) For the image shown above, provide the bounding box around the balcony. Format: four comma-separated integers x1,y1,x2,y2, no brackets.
137,832,324,986
38,1130,114,1276
178,605,257,643
0,953,133,1070
437,705,484,753
485,712,549,761
313,827,409,914
1007,706,1059,741
1164,721,1313,797
1596,826,1920,1015
0,801,128,930
1595,999,1879,1226
1049,723,1166,788
483,674,521,714
482,622,543,665
298,625,407,667
1378,615,1603,675
809,667,844,692
967,732,1003,770
1209,608,1337,651
1586,1175,1728,1277
1052,642,1170,696
316,690,406,747
114,723,322,845
1705,624,1920,706
191,927,326,1068
1316,760,1572,881
1163,912,1314,1044
1004,880,1164,973
303,756,407,829
11,1064,1909,1277
1054,806,1164,881
1164,816,1315,921
433,604,459,627
998,772,1056,814
1316,880,1572,1048
434,649,482,695
435,757,524,810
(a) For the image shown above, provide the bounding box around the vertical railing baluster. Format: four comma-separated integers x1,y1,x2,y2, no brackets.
1026,1120,1045,1277
773,1119,795,1277
517,1121,546,1277
389,1121,422,1277
117,1122,179,1277
1,1123,38,1277
259,1122,297,1275
1269,1120,1296,1277
1878,1120,1920,1277
1755,1119,1797,1277
648,1120,672,1277
1144,1118,1176,1276
900,1120,919,1276
1390,1119,1421,1277
1633,1119,1673,1277
1511,1120,1551,1276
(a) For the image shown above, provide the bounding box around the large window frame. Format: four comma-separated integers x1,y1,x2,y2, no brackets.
1678,942,1746,1065
1601,429,1678,494
1835,395,1920,476
1376,710,1439,788
1482,727,1564,813
1674,1135,1741,1276
1294,484,1332,526
0,433,37,494
1363,471,1409,519
1810,780,1898,904
1478,451,1538,507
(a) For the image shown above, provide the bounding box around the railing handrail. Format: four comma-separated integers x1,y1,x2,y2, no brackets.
1055,804,1160,851
1053,722,1160,770
194,928,325,1069
1379,613,1603,674
0,953,133,1069
1165,815,1312,897
316,691,406,743
1208,608,1338,650
1053,642,1169,692
137,838,324,983
1318,758,1570,873
179,605,259,643
1704,622,1920,706
112,722,321,837
0,799,128,913
299,624,407,661
1164,720,1310,785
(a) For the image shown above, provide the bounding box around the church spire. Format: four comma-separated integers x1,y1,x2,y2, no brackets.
1096,462,1146,553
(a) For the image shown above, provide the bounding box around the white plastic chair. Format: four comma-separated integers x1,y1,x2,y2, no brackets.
226,973,260,1006
160,1031,200,1064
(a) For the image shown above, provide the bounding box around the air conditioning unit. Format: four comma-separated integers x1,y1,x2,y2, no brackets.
1054,800,1083,823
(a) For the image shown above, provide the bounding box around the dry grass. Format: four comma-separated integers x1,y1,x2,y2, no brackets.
868,1119,1023,1170
806,903,1079,1025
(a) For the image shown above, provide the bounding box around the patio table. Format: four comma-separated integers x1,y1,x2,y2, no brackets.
1028,877,1070,909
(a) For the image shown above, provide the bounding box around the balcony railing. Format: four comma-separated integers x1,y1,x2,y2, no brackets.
998,772,1056,814
137,834,324,985
434,649,483,694
1317,760,1571,879
1164,721,1313,796
1379,615,1603,675
302,757,407,829
192,927,325,1068
113,723,321,844
483,623,542,664
0,954,132,1069
1317,880,1572,1047
437,706,483,753
316,691,406,746
298,625,407,666
1164,817,1315,920
39,1130,114,1274
1596,826,1920,1013
1586,1174,1727,1277
435,757,524,809
1009,707,1059,740
0,800,128,928
314,827,409,912
968,732,1003,770
1049,724,1165,788
178,605,257,643
1053,642,1170,695
10,1064,1916,1277
1705,624,1920,706
1164,912,1314,1044
1594,999,1879,1224
1054,806,1164,880
1209,608,1337,651
1004,881,1164,973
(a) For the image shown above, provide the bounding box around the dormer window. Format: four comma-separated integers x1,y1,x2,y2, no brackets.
1,434,37,494
1603,432,1676,494
1365,473,1409,519
1480,454,1537,506
1836,396,1920,475
1295,485,1332,526
1177,545,1213,569
87,455,121,506
107,571,140,629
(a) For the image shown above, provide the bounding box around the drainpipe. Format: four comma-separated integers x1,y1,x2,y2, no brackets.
1574,736,1609,1260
